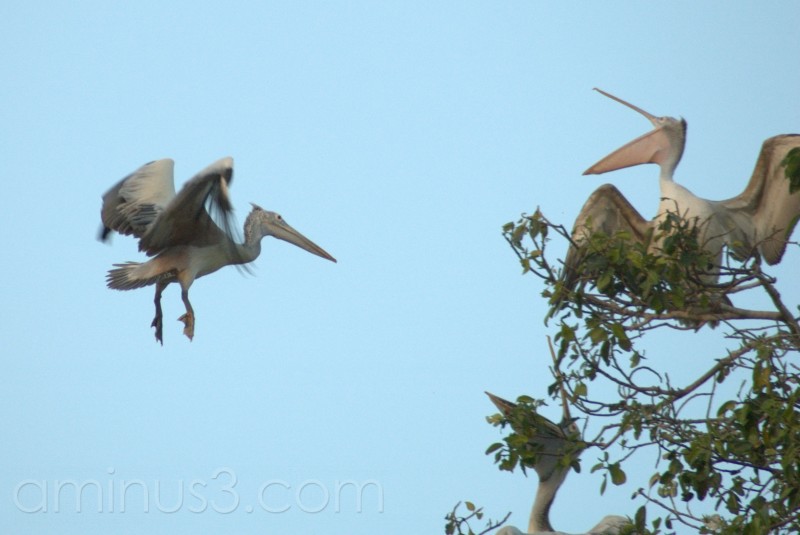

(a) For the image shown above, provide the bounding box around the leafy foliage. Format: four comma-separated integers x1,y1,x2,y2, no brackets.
782,147,800,194
447,154,800,535
495,208,800,534
485,393,583,476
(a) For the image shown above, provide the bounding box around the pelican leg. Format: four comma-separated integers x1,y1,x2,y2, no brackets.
151,281,167,345
177,288,195,341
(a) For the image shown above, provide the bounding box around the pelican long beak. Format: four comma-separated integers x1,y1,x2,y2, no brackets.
272,221,337,263
485,391,516,415
559,386,572,425
593,88,659,125
583,88,678,176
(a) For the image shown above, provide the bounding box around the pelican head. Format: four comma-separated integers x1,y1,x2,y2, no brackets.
486,387,583,533
584,88,687,178
246,203,337,262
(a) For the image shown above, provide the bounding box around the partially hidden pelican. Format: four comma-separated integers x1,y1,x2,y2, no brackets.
565,88,800,289
100,157,336,344
486,391,629,535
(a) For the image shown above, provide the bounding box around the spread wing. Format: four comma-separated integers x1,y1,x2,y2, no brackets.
563,184,652,290
99,159,176,241
718,134,800,264
138,157,238,256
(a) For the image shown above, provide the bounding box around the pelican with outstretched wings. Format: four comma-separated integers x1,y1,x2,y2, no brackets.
565,89,800,289
100,157,336,343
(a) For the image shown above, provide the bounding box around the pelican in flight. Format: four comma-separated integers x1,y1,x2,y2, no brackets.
486,391,628,535
565,88,800,289
100,157,336,343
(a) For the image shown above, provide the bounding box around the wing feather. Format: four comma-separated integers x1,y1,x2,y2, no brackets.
563,184,651,290
138,157,237,255
99,159,176,240
719,135,800,264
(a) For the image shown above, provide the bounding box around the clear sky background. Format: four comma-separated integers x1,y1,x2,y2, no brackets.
2,2,799,534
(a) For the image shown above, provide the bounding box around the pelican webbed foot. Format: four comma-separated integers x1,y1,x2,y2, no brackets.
178,312,195,341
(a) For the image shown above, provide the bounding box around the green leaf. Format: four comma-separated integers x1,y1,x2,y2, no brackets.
635,505,647,531
610,323,631,351
610,463,627,485
485,443,502,455
782,147,800,193
752,361,771,390
717,400,737,417
597,270,613,292
511,223,526,245
588,326,607,345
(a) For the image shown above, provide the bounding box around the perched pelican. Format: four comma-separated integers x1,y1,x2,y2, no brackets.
565,88,800,289
486,391,629,535
100,157,336,343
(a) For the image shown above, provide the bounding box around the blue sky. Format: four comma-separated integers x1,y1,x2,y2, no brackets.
2,2,799,534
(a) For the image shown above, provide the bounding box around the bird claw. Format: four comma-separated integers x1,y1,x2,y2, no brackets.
178,313,194,341
151,316,163,345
